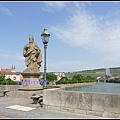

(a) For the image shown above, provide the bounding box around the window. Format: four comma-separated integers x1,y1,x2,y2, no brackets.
13,76,16,80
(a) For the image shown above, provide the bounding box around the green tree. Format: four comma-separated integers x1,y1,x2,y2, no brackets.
72,74,96,83
72,74,84,83
56,77,69,84
46,73,57,83
0,75,5,85
86,75,96,82
0,75,5,81
0,75,17,85
107,78,120,83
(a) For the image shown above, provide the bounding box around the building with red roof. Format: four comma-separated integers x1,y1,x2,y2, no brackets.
0,65,23,81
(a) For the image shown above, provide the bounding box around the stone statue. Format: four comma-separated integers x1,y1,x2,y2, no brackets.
23,34,42,72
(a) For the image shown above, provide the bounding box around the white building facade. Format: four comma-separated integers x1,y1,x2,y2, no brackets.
0,66,22,82
5,74,21,81
54,72,65,80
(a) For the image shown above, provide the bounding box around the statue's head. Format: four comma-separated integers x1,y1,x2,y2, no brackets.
29,34,34,43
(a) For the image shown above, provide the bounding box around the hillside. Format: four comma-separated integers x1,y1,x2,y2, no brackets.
65,67,120,78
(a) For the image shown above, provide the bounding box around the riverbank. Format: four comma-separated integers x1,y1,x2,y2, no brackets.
59,82,96,89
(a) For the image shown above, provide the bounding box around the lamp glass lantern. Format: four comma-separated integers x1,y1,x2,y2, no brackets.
41,28,50,44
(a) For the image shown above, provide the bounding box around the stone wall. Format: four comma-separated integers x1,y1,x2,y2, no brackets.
0,85,60,99
43,88,120,118
0,85,42,99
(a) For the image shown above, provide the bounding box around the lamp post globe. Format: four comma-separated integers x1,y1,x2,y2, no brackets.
41,28,50,89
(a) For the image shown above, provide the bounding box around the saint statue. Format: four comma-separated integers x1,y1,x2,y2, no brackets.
23,34,42,72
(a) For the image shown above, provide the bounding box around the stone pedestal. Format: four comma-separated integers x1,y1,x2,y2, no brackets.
22,72,41,80
18,71,43,91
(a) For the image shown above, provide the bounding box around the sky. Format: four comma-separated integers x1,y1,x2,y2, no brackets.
0,1,120,73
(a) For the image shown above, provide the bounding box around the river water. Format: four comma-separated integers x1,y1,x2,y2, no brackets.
65,82,120,94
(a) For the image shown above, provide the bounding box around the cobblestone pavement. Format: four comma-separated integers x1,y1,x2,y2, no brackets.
0,96,102,119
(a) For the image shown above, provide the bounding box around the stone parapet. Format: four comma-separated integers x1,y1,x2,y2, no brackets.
43,87,120,118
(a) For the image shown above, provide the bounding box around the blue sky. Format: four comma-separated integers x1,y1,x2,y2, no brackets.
0,1,120,72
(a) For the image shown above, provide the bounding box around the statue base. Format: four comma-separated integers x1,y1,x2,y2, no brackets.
18,71,43,91
18,84,43,91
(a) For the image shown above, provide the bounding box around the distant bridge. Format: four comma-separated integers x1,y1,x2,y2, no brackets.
97,75,111,82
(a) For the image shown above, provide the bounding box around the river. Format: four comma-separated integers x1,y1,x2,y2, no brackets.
65,82,120,94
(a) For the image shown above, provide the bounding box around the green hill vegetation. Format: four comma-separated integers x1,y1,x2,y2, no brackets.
65,67,120,79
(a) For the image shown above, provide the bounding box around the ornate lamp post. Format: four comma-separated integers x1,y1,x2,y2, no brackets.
41,28,50,89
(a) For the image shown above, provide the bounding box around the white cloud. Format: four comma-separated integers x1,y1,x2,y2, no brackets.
0,6,14,17
51,11,101,48
50,3,120,65
73,1,92,12
42,1,66,12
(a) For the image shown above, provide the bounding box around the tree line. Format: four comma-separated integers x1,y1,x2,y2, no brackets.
46,73,96,85
0,73,96,85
